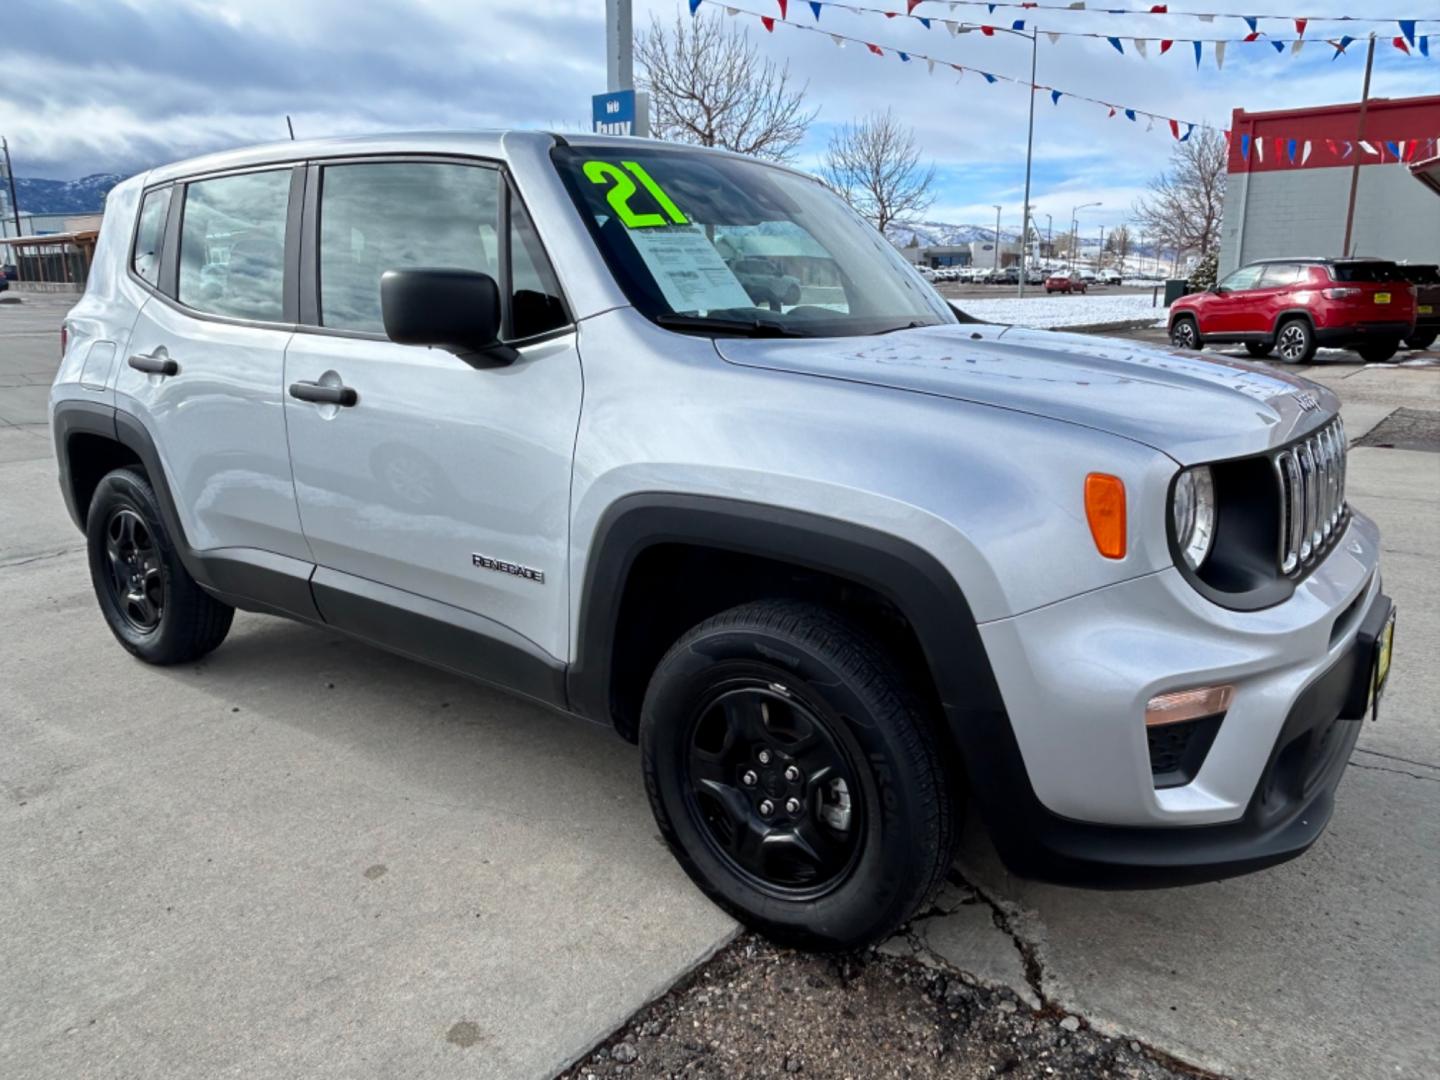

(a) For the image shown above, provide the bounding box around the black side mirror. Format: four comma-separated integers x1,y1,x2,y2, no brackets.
381,268,516,367
1211,285,1226,295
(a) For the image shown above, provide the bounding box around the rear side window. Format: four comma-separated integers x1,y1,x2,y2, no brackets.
1330,261,1400,283
132,187,171,287
319,162,501,334
178,170,291,322
1259,263,1305,287
1398,264,1440,285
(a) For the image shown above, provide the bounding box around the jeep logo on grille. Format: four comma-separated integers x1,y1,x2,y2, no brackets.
1292,391,1320,412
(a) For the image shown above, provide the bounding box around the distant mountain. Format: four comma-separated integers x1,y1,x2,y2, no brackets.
887,221,1023,248
7,174,123,215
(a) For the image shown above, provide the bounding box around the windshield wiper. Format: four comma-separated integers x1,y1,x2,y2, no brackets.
655,313,808,338
869,319,941,335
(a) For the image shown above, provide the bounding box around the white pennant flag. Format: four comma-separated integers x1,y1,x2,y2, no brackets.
1215,40,1226,69
1046,31,1061,44
1301,140,1312,165
1291,38,1305,55
1068,1,1086,8
1359,140,1379,155
1255,137,1264,162
831,33,845,46
1134,38,1149,57
946,20,959,36
1147,116,1155,131
927,58,936,74
725,5,738,14
1197,13,1215,22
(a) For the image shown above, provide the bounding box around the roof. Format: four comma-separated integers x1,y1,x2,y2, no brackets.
1412,154,1440,197
0,230,99,246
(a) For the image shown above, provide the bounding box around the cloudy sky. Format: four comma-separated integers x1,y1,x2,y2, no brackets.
2,0,1436,232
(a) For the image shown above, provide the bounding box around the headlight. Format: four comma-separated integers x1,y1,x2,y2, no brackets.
1172,466,1216,570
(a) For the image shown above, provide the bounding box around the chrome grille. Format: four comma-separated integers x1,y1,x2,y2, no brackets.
1274,418,1347,576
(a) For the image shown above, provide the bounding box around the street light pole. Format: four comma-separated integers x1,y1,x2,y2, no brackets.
993,204,1003,275
1016,29,1038,298
1068,201,1101,276
1,137,22,239
1045,214,1053,263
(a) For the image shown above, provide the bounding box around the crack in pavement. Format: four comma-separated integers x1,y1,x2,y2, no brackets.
0,546,83,570
1348,761,1440,784
1355,746,1440,772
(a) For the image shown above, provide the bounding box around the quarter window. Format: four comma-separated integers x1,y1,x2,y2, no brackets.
132,187,171,287
178,170,291,321
1259,263,1304,287
507,190,568,339
319,162,501,334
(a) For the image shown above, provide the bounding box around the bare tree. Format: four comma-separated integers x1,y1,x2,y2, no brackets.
1132,128,1227,261
636,13,816,162
821,110,936,235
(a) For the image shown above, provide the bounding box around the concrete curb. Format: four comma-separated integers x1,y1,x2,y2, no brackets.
1054,317,1165,335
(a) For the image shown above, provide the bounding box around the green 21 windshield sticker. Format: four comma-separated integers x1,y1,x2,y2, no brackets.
583,160,688,228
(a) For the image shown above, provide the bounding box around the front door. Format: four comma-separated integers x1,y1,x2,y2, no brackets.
116,167,309,561
1202,264,1265,336
282,159,580,663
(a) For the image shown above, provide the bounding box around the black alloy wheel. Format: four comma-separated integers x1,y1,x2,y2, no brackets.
103,507,165,632
685,681,863,898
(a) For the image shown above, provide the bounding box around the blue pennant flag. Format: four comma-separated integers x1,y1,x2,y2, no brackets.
1287,139,1297,164
981,71,997,83
1012,20,1026,31
988,3,997,12
1386,141,1401,158
1107,37,1124,54
1181,123,1194,143
1051,89,1062,105
810,1,822,19
1398,20,1417,47
688,0,702,13
1421,36,1430,58
1240,134,1251,160
1243,15,1258,33
898,51,911,62
1332,35,1355,59
1193,40,1203,67
1124,108,1137,122
1271,40,1285,53
918,17,930,28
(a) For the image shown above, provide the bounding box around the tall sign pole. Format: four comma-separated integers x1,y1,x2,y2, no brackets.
1341,34,1376,258
1016,30,1038,298
596,0,649,137
1,137,22,239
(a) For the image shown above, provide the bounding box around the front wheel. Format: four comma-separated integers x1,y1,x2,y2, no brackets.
640,600,958,951
1356,340,1400,364
1169,316,1202,350
1404,331,1437,350
87,467,234,664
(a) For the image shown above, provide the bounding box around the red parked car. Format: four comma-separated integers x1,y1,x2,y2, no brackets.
1395,264,1439,350
1168,257,1417,364
1045,274,1086,294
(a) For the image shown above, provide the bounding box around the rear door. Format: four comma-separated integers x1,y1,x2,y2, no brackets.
1252,262,1305,335
282,157,580,664
116,166,310,561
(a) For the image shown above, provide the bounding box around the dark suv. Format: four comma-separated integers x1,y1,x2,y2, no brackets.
1169,258,1417,364
1396,264,1439,350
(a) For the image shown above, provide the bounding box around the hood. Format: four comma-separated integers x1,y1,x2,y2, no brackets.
714,323,1338,465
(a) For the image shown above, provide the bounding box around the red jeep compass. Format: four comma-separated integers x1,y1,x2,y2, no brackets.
1168,258,1417,364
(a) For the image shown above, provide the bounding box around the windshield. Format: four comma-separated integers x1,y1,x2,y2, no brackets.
552,145,954,337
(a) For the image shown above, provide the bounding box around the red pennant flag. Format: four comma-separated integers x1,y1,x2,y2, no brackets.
1294,18,1307,36
1108,107,1117,118
907,0,924,13
1150,4,1168,11
1158,39,1173,54
885,11,899,17
776,0,787,18
1243,32,1260,42
1406,138,1420,161
1392,36,1410,54
866,42,884,55
761,15,775,31
1169,119,1180,139
981,25,995,35
1273,136,1285,162
1326,138,1338,155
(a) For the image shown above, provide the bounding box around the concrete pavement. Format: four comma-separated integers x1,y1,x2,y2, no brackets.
3,292,1437,1079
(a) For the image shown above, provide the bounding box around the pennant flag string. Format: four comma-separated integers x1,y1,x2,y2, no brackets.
897,1,1436,25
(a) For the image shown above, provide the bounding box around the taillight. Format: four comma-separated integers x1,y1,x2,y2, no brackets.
60,324,68,357
1322,287,1361,300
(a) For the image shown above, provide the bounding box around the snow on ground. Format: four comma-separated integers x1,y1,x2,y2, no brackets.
955,292,1170,330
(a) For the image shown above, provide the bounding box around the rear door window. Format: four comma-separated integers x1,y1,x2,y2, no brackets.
178,170,291,321
132,187,172,287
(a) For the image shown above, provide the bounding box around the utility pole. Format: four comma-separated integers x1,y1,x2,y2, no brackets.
605,0,633,93
1,137,22,239
1016,29,1038,298
1341,34,1376,258
993,205,1003,274
1045,214,1053,263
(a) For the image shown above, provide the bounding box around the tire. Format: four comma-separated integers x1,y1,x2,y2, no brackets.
640,600,958,951
1355,341,1400,364
86,466,234,664
1169,315,1202,350
1274,317,1317,364
1244,341,1274,358
1402,331,1436,351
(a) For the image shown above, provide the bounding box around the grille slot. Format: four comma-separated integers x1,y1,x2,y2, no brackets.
1273,418,1347,576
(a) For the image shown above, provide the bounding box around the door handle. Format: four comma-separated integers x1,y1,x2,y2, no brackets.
128,352,179,376
289,380,358,407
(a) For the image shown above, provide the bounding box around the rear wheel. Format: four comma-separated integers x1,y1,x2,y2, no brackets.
1274,318,1317,364
1244,341,1274,358
87,467,234,664
1169,316,1202,350
1403,331,1436,351
1356,340,1400,364
640,600,958,951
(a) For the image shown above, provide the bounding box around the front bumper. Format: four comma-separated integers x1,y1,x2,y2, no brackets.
967,511,1385,885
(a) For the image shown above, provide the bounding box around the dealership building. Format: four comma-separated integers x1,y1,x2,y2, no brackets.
1217,93,1440,275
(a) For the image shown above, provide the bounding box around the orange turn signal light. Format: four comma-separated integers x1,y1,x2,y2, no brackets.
1145,685,1235,727
1084,473,1127,559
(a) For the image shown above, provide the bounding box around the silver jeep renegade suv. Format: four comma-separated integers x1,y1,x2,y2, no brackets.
51,132,1395,949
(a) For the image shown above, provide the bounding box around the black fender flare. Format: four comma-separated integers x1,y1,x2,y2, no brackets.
1269,308,1316,341
566,492,1008,745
